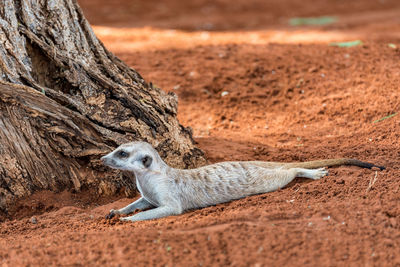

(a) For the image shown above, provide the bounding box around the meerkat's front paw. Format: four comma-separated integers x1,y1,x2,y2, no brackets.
312,168,329,180
105,209,119,219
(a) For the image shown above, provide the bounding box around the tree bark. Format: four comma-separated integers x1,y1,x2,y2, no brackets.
0,0,206,215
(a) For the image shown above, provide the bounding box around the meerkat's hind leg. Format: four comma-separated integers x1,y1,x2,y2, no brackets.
120,206,182,222
106,197,154,219
294,167,329,180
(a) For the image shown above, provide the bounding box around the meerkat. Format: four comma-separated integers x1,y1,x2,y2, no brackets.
101,141,385,222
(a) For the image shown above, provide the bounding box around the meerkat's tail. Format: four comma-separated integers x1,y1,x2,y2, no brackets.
283,158,385,170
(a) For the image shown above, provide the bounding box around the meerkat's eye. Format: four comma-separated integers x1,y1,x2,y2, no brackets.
117,150,129,158
142,155,153,168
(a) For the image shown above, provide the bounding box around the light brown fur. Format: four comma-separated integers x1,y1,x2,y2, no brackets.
101,142,384,222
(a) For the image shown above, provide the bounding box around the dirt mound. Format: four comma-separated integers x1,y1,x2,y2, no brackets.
1,0,399,266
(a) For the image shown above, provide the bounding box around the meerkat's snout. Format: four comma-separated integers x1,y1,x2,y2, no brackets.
100,154,116,168
101,149,128,169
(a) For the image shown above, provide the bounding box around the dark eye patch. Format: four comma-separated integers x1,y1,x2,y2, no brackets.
142,155,152,168
116,150,129,158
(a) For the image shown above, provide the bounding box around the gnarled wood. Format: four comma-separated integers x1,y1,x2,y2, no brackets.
0,0,206,215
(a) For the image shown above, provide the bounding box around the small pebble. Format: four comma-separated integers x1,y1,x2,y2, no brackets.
30,216,38,224
189,71,197,77
221,91,229,97
323,215,331,221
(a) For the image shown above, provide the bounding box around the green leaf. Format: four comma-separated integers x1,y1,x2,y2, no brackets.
289,16,338,26
329,40,363,47
373,113,398,123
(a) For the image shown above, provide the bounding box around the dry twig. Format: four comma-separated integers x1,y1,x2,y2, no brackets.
366,171,378,192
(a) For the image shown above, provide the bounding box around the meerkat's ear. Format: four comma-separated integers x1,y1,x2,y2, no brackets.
142,155,153,168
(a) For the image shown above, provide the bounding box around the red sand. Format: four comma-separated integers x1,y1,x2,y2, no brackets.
1,0,400,266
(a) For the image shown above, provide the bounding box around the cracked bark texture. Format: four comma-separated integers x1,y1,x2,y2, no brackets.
0,0,206,214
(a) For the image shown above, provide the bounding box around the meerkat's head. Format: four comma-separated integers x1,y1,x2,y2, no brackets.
101,142,165,173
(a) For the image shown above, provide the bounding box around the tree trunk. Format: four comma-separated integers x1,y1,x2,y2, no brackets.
0,0,206,215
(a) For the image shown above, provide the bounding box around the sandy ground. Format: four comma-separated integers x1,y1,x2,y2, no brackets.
1,0,400,266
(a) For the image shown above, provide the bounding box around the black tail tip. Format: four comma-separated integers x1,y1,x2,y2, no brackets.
374,165,386,171
357,160,385,170
365,163,386,171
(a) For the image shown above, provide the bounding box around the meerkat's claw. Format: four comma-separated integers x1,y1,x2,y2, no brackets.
105,213,115,219
312,168,329,180
105,209,117,219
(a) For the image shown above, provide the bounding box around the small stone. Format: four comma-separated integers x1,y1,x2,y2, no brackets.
221,91,229,97
189,71,197,78
30,216,38,224
323,215,331,221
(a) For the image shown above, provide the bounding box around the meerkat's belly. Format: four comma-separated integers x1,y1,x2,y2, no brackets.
174,163,282,210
